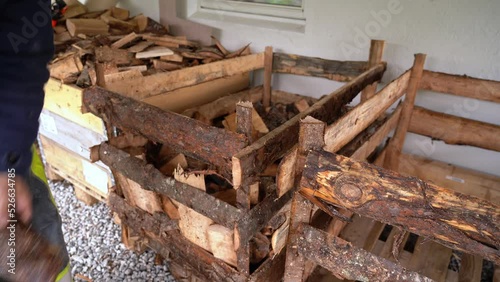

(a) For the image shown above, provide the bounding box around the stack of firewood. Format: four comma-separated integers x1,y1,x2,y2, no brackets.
50,3,251,87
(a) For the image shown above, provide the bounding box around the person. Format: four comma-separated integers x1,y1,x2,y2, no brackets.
0,0,70,281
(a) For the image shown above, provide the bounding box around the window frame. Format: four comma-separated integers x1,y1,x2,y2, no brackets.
199,0,305,20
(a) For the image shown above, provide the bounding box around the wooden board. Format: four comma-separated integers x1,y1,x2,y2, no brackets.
43,78,106,134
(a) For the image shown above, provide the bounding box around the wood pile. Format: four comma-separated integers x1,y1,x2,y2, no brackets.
50,3,251,88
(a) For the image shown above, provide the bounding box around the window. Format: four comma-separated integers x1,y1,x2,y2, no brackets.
199,0,305,20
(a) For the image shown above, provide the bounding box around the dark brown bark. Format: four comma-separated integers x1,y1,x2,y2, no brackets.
97,143,242,228
273,52,372,82
83,86,248,179
300,150,500,264
296,224,434,282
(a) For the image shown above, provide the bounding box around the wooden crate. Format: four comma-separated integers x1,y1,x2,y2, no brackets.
84,41,388,281
283,54,500,281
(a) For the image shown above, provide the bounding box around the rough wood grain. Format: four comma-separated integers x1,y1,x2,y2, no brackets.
273,52,370,82
83,87,247,179
300,151,500,264
263,46,273,107
66,19,109,37
361,40,385,102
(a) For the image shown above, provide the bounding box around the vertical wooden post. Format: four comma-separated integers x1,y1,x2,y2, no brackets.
263,46,274,108
361,40,385,102
296,116,326,186
384,53,427,170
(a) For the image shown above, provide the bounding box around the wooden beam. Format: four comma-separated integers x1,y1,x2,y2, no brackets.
408,106,500,152
300,151,500,264
296,224,434,282
66,19,109,37
235,101,254,210
105,53,265,99
323,69,411,153
361,40,386,102
420,70,500,103
272,53,370,82
384,53,427,170
263,46,273,108
96,143,242,228
232,63,386,187
83,87,247,179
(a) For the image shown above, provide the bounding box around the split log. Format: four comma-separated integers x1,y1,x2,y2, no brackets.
129,14,148,32
160,53,183,63
127,41,154,53
110,7,130,21
66,19,109,37
95,46,132,65
408,106,500,152
232,63,386,188
136,47,174,59
142,34,198,47
295,223,434,282
63,3,88,19
294,99,310,112
273,52,370,82
300,150,500,264
101,15,136,32
111,32,137,49
83,87,248,179
49,53,83,81
152,60,182,71
420,70,500,103
207,225,237,267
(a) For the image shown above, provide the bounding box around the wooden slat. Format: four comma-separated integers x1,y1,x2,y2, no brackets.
272,52,369,82
300,151,500,264
83,87,247,179
361,40,386,102
323,70,411,152
105,53,264,99
232,63,386,187
420,70,500,103
408,106,500,152
263,46,273,107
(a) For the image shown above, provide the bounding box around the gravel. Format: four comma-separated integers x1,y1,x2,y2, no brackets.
49,181,177,282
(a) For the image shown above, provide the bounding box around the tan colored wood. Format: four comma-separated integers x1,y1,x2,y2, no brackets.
159,154,188,176
458,254,482,282
111,32,137,49
211,36,229,56
105,53,264,99
95,46,132,65
53,25,67,34
129,14,148,32
142,34,198,47
263,46,273,108
117,65,147,72
127,41,154,53
160,195,180,220
49,53,84,81
408,106,500,152
271,215,290,256
104,69,143,87
420,70,500,103
323,70,411,152
136,47,174,59
115,172,163,214
110,7,130,21
249,182,260,205
152,60,182,71
54,31,72,43
361,40,385,102
63,3,88,19
408,237,452,282
160,53,184,63
207,224,237,267
294,99,310,113
276,148,298,198
74,186,98,206
66,19,109,37
101,14,136,32
384,53,426,170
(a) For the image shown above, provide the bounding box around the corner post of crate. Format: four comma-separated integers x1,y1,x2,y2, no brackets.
236,101,254,210
361,40,386,102
297,116,326,184
263,46,274,108
384,53,427,170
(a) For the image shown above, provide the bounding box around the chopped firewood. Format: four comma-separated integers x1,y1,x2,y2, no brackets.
152,60,182,71
49,53,83,81
294,98,310,112
109,132,148,149
101,14,136,32
104,69,143,86
161,195,180,220
250,232,271,264
118,65,147,72
63,3,87,19
142,17,169,35
129,14,148,32
212,189,237,206
95,62,118,87
148,40,179,49
196,46,224,59
207,224,237,267
159,153,188,175
143,34,197,47
110,7,130,21
160,53,183,63
66,19,109,37
127,41,154,53
211,36,229,56
111,32,137,49
54,31,72,43
271,214,290,255
250,182,260,205
53,25,67,34
79,10,107,19
226,43,251,59
76,66,92,87
136,47,174,59
180,51,205,60
95,46,132,64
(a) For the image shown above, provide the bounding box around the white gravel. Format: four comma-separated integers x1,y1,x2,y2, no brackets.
49,181,177,282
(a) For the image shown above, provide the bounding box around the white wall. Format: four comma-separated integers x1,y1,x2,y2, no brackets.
160,0,500,176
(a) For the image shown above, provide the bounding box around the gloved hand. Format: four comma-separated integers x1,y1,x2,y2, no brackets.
0,173,32,229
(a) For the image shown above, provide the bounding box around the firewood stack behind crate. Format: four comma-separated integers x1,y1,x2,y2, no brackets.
40,2,253,205
83,39,388,280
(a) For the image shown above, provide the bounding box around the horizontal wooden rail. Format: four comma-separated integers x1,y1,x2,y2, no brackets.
105,52,265,99
323,70,411,152
96,143,242,228
296,224,433,282
272,52,370,82
300,151,500,264
83,86,247,179
409,106,500,152
232,63,386,187
420,70,500,103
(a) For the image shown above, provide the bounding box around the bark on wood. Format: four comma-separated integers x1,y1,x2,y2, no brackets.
408,106,500,152
420,70,500,103
232,64,386,187
105,53,264,99
248,251,286,282
83,87,247,179
263,46,273,107
273,52,370,82
384,53,426,170
300,150,500,264
295,224,434,282
66,19,109,37
361,40,386,102
323,69,411,152
96,143,243,228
